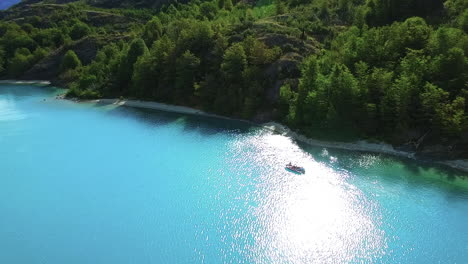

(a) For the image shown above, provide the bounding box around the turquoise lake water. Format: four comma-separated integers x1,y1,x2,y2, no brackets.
1,84,468,263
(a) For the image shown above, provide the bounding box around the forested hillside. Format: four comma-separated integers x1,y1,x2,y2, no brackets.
1,0,467,157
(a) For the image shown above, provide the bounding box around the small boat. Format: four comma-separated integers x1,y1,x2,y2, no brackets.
285,164,305,174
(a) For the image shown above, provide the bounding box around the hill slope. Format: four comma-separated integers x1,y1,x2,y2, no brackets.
17,0,184,8
0,0,467,159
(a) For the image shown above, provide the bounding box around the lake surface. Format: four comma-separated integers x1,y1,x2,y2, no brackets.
0,0,20,10
1,84,468,263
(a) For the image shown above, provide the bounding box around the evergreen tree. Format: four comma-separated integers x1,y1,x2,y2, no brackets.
175,50,200,102
224,0,233,11
219,44,247,113
118,39,148,95
275,0,287,15
70,22,91,40
295,56,319,125
143,17,163,46
60,50,82,73
221,44,247,83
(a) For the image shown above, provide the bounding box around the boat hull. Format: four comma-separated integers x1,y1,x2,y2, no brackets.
286,167,305,175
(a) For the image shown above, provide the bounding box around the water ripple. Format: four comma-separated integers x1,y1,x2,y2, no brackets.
222,131,387,263
0,99,27,121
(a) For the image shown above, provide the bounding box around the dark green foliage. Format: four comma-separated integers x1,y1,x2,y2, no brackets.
1,29,37,56
61,50,82,72
8,49,33,77
284,14,468,140
7,47,47,77
223,0,233,11
33,28,66,48
175,50,200,102
0,48,5,74
70,22,91,40
221,44,247,83
117,38,148,94
366,0,444,26
275,0,287,15
143,17,163,46
460,9,468,33
200,2,218,20
1,0,466,144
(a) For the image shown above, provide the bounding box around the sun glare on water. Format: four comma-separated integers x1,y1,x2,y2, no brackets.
229,131,387,263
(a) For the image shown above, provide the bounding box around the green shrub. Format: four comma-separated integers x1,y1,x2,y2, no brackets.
60,50,81,72
70,22,91,40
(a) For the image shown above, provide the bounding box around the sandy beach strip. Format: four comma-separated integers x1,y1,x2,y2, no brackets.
0,80,51,85
84,98,239,121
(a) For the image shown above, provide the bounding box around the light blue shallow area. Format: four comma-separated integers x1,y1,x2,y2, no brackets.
1,85,467,263
0,0,20,10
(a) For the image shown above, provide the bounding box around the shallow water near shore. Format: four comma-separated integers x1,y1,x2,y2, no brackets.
1,85,468,263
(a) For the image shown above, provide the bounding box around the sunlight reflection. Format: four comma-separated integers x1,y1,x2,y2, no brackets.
230,131,387,263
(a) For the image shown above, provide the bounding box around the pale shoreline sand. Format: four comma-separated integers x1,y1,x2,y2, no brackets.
83,98,468,174
0,80,51,85
85,98,238,121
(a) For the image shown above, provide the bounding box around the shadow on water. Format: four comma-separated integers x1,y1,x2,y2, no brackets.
0,84,60,99
99,101,468,195
297,141,468,197
94,102,258,137
0,83,256,138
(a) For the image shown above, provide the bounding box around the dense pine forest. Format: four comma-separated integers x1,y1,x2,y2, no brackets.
1,0,467,157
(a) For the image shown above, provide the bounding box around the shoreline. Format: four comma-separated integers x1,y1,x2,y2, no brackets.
262,122,468,174
82,98,468,174
2,81,466,174
82,98,246,122
0,80,51,85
